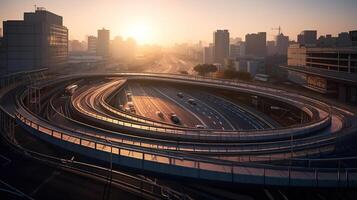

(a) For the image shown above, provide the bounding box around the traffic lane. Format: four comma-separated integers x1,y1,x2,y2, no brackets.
128,82,202,127
157,86,230,130
155,86,232,130
193,92,269,130
142,84,202,127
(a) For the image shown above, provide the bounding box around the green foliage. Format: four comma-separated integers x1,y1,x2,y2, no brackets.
194,64,218,76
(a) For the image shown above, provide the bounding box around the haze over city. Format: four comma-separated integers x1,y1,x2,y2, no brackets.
1,1,357,200
1,0,357,45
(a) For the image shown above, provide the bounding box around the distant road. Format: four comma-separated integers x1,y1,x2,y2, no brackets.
146,54,198,74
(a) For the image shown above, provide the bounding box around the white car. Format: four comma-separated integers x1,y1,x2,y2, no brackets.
195,125,205,129
188,98,197,105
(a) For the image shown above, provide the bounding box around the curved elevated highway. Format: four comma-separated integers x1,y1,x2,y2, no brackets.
3,72,357,188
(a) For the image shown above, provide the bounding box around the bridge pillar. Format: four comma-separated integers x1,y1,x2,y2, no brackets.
28,86,41,113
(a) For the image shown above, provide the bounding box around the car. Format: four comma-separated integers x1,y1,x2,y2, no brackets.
126,92,132,101
195,125,205,129
177,92,184,98
119,104,124,110
156,111,164,118
188,98,197,105
170,113,180,124
127,102,136,113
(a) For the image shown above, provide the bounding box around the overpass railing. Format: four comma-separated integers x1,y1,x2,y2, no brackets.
14,108,357,187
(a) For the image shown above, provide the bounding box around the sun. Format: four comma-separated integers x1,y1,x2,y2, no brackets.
125,21,153,44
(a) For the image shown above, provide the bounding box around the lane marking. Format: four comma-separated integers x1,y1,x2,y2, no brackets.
153,87,208,127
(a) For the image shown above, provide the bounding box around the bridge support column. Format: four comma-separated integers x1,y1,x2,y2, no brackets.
28,86,41,113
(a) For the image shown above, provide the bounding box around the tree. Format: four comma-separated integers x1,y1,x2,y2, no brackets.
179,70,188,75
194,64,217,76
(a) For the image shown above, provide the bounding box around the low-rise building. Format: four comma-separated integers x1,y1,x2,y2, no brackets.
282,44,357,104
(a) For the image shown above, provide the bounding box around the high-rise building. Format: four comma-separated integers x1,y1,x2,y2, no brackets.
203,44,214,64
245,32,266,57
97,28,110,57
229,44,241,59
87,36,97,54
2,8,68,73
276,33,289,55
213,30,230,64
266,41,276,56
297,30,317,46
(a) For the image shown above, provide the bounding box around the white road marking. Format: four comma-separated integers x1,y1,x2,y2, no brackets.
153,88,208,127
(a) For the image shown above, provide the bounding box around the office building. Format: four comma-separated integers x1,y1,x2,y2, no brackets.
350,30,357,46
297,30,317,46
229,44,241,59
266,41,276,56
337,32,352,47
245,32,266,57
87,36,97,54
0,37,5,74
97,28,110,57
234,56,265,76
282,44,357,104
213,30,230,64
69,40,86,52
203,45,213,64
1,8,68,73
276,33,289,55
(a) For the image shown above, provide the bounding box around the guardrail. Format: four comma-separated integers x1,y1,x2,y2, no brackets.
70,76,332,142
47,86,338,160
9,72,357,187
14,108,357,187
0,80,193,200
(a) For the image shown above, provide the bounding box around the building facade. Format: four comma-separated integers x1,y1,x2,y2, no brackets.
245,32,266,57
297,30,317,46
213,30,230,64
276,33,289,55
350,30,357,46
203,45,213,64
97,28,110,57
87,35,97,54
2,8,68,73
283,44,357,104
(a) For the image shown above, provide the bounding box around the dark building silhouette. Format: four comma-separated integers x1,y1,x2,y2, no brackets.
97,28,110,57
1,8,68,73
213,30,230,64
276,33,289,55
297,30,317,46
245,32,266,57
350,30,357,46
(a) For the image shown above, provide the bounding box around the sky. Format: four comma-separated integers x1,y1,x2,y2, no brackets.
1,0,357,46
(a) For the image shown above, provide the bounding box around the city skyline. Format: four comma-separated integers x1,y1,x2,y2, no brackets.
1,1,357,199
1,0,357,45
